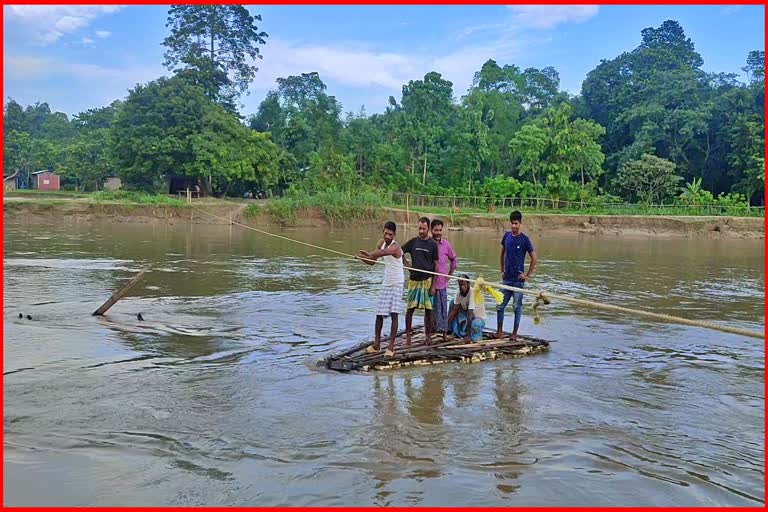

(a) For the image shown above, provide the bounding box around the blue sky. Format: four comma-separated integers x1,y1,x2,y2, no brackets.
4,5,765,118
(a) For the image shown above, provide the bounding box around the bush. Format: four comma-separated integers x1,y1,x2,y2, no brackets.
243,203,261,218
265,197,301,225
481,176,522,199
612,154,682,203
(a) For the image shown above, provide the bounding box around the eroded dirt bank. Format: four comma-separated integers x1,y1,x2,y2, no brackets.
3,201,764,239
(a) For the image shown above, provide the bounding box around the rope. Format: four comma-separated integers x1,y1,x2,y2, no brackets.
193,206,764,340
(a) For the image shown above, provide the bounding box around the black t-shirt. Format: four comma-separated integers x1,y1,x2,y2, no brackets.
402,236,438,281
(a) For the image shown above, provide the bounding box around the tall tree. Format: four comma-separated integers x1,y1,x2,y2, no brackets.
162,5,268,110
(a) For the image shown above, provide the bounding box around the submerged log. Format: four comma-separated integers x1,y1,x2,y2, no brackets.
92,269,148,316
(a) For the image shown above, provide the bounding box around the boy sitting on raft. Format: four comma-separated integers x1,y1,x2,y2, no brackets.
447,274,486,342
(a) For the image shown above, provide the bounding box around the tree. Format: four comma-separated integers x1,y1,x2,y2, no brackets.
72,101,122,131
442,106,489,193
3,130,35,178
60,129,115,191
249,91,284,135
612,154,681,203
189,108,279,196
342,108,378,178
112,77,206,190
163,5,268,109
254,72,343,185
400,71,455,185
3,128,63,188
3,99,27,134
742,50,765,84
463,60,525,178
724,113,764,205
522,66,560,114
304,144,356,194
111,75,275,193
509,124,547,188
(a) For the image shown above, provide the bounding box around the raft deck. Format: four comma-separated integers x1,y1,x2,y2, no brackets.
321,326,551,372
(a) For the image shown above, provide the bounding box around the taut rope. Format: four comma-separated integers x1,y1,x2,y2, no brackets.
193,206,764,340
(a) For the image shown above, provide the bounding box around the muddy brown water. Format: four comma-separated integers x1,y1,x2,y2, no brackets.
3,221,764,506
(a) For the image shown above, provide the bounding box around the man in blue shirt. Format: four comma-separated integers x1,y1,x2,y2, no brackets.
495,210,537,341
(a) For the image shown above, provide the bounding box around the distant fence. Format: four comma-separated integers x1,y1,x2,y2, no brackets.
391,193,765,217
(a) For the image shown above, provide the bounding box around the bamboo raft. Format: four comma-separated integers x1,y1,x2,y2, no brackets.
320,326,551,372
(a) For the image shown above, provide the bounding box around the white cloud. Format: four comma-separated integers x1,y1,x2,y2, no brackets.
251,39,416,93
95,30,111,38
250,32,546,103
5,54,163,86
82,37,95,45
4,54,165,115
721,6,743,15
507,5,599,29
4,55,50,79
4,6,122,45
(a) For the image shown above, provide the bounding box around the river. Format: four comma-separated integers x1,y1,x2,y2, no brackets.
3,220,764,506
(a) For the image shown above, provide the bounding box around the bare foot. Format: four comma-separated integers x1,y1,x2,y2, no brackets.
425,335,432,346
492,331,504,339
385,349,395,357
405,336,411,347
509,334,517,342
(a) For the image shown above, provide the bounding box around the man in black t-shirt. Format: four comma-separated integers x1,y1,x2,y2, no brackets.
402,217,439,345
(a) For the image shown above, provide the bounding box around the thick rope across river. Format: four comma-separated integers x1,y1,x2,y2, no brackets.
192,207,764,340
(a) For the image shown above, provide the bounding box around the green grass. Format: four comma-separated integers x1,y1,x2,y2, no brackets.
265,197,301,225
243,203,261,218
264,191,391,226
396,202,763,218
91,190,186,207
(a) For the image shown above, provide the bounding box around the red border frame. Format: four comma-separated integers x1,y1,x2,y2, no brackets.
1,0,766,510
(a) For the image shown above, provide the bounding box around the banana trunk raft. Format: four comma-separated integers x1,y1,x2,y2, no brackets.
320,326,551,372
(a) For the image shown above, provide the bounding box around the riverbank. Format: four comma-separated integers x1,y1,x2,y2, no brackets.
4,197,764,239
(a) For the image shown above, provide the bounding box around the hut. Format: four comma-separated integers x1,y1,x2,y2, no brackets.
3,170,19,191
31,170,60,191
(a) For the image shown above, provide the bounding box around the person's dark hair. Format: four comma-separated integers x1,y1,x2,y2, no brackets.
418,217,430,226
510,210,523,222
430,218,444,229
459,273,470,288
384,221,397,233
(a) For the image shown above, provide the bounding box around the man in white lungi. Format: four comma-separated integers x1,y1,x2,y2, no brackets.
356,221,405,357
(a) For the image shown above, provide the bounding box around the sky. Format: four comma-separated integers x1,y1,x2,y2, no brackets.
3,4,765,118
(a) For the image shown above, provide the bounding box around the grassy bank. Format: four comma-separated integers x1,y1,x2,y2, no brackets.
245,191,391,226
393,199,764,218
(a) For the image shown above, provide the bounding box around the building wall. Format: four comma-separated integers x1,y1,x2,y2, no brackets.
104,177,122,191
35,172,60,191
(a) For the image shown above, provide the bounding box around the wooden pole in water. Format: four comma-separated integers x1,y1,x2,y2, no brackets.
92,269,147,316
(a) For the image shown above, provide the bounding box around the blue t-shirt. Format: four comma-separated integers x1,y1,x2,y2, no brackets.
501,232,534,282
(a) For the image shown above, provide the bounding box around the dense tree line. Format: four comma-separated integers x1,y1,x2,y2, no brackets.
3,9,764,205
